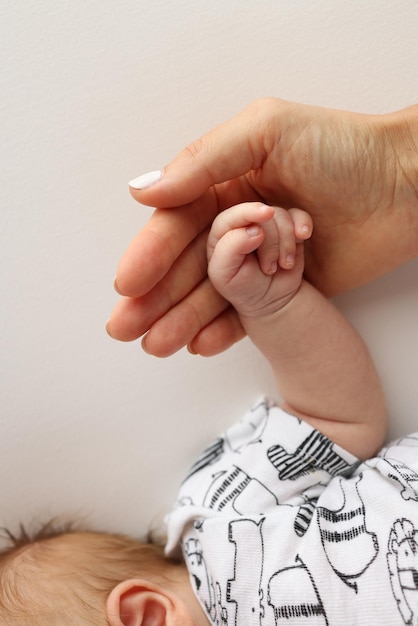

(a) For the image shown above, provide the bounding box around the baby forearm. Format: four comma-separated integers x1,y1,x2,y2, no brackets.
241,280,387,459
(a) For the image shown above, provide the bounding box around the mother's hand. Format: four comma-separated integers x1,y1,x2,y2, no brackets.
107,98,418,356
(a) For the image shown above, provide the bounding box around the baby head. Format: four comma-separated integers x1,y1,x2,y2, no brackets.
0,520,199,626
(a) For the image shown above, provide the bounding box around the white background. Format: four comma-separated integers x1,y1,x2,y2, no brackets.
1,1,417,538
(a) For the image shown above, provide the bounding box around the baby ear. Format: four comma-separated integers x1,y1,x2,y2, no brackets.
106,579,195,626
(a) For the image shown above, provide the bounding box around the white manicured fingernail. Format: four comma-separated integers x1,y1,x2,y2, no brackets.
129,170,163,189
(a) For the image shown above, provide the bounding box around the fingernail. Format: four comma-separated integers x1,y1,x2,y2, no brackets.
141,337,151,354
113,277,122,295
285,254,294,267
129,170,163,189
105,321,114,338
246,225,261,237
187,344,197,355
269,261,278,274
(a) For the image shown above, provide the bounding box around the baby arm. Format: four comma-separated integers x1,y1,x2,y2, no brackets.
207,203,387,459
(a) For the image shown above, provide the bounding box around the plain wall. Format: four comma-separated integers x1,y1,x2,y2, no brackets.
1,0,418,537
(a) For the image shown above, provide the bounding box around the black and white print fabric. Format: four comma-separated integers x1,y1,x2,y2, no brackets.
165,400,418,625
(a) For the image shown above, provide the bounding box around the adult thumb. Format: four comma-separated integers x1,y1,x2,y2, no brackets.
128,98,286,208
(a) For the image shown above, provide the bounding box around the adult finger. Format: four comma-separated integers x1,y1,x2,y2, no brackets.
141,279,229,358
108,230,209,341
189,308,245,356
115,193,218,297
116,175,263,298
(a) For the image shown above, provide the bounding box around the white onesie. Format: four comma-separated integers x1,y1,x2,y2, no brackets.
165,399,418,625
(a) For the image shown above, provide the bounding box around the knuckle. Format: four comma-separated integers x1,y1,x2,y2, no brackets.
183,137,206,161
249,96,282,115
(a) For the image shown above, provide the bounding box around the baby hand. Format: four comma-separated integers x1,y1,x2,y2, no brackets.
207,203,312,319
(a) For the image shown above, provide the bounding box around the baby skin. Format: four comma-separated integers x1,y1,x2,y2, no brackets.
207,202,386,459
0,204,387,626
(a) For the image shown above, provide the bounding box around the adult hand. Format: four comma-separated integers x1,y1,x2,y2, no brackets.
107,98,418,356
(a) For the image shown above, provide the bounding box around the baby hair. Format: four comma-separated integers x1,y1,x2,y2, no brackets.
0,519,179,626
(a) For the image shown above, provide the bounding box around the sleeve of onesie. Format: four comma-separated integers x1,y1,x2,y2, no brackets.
165,399,359,625
164,399,418,626
166,399,360,555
